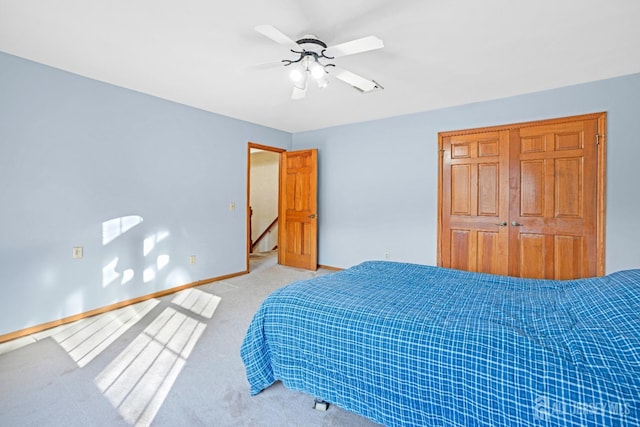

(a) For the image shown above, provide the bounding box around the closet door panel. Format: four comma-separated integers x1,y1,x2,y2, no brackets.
554,235,584,280
518,234,547,279
439,113,605,279
441,132,510,275
510,119,598,279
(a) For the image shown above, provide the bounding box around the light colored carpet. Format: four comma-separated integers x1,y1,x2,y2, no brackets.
0,253,381,426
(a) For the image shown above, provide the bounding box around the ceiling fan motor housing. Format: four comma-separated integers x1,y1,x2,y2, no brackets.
296,35,327,50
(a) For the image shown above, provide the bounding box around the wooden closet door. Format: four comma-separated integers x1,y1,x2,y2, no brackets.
439,113,605,279
440,131,510,275
509,119,599,279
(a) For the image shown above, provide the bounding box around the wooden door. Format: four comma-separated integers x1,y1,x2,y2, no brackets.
278,149,318,270
441,131,511,275
509,119,599,279
439,113,606,279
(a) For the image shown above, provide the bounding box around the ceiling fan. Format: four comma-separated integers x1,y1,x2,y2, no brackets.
254,25,384,100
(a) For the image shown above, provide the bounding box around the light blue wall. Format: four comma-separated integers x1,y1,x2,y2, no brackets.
292,72,640,272
0,52,291,336
2,50,639,338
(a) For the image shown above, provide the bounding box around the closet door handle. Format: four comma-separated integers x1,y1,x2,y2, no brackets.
495,221,507,227
511,221,523,227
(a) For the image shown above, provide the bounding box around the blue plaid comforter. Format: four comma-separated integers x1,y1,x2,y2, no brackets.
240,261,640,426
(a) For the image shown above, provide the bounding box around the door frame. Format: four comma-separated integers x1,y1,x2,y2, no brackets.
246,142,285,272
437,112,607,276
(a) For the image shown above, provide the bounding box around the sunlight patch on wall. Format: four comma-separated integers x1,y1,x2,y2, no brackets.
157,254,170,270
95,306,207,426
122,269,135,285
143,266,156,283
143,231,170,256
102,215,144,245
142,255,171,283
103,257,120,288
53,299,158,368
102,227,172,287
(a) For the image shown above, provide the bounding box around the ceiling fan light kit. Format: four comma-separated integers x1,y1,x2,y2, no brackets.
287,49,332,90
254,25,384,100
309,62,326,80
290,67,305,84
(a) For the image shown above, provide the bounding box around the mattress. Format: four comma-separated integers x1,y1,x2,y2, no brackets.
241,261,640,426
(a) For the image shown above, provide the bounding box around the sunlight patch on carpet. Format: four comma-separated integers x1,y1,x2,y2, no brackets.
53,299,158,368
171,288,221,319
94,305,210,426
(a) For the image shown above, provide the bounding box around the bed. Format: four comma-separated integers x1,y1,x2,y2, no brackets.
240,261,640,426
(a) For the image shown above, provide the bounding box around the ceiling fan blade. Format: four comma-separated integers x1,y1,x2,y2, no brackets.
324,36,383,58
254,25,299,50
331,67,382,93
291,84,307,100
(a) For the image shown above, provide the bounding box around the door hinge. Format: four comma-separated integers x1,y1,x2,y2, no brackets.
595,134,604,145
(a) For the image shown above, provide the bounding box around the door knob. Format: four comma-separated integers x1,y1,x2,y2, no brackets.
308,214,316,219
511,221,523,226
495,221,507,227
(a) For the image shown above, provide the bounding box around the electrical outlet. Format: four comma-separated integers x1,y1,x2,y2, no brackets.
73,247,83,259
189,255,196,265
314,399,329,411
384,252,391,260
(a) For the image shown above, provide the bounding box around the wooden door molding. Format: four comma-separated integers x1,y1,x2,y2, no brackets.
438,112,606,278
438,112,606,136
596,114,607,276
246,142,286,272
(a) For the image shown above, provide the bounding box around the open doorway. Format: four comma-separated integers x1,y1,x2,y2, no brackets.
247,143,285,271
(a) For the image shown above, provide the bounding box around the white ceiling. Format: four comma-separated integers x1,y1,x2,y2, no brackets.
1,0,639,133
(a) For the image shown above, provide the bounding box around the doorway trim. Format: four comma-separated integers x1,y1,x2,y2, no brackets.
246,142,286,272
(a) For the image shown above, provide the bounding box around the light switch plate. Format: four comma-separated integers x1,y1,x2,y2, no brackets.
72,247,83,259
